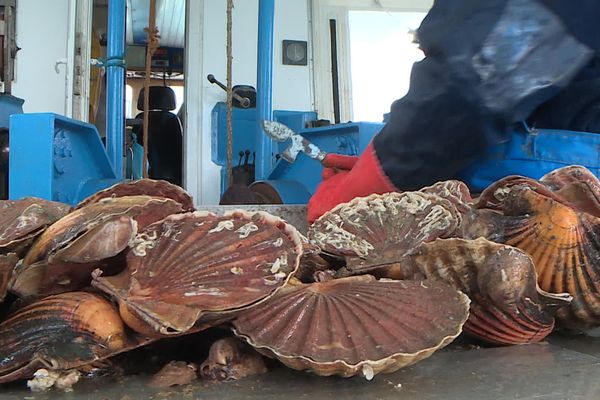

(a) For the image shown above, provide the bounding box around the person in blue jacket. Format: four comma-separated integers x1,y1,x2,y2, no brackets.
308,0,600,222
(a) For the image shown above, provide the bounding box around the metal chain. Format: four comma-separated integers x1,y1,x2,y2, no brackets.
226,0,234,187
143,0,160,179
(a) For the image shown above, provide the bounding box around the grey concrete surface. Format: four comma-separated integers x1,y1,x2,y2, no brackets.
2,334,600,400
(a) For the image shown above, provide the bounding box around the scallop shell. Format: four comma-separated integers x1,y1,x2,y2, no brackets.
232,275,470,379
401,238,571,345
0,292,151,384
0,253,18,302
308,192,461,275
76,179,194,212
421,180,473,214
93,210,303,336
0,198,70,255
494,186,600,328
475,175,563,211
11,196,184,298
540,166,600,217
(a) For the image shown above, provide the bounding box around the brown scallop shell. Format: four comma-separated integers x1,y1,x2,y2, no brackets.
0,292,151,384
93,210,303,336
11,196,184,298
399,238,572,345
494,186,600,328
0,253,18,302
76,179,194,212
308,192,461,275
0,198,70,255
232,275,469,379
540,166,600,217
475,175,564,211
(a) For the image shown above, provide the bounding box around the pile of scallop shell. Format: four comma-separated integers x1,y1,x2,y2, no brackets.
1,166,599,389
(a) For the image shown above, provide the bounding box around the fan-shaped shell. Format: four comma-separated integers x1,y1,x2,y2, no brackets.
308,192,461,274
0,292,150,384
475,175,563,211
0,198,70,255
400,238,572,345
541,166,600,217
232,275,469,379
493,186,600,328
11,196,184,298
76,179,194,211
93,210,303,336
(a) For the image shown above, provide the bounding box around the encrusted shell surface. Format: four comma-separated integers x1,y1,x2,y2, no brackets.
493,186,600,328
0,198,70,255
0,292,150,384
11,196,184,298
421,180,473,214
232,275,470,379
308,192,461,274
402,238,571,345
475,175,563,211
76,179,195,212
93,210,303,336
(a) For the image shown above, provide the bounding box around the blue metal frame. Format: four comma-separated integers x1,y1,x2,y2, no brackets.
255,0,275,180
9,113,120,204
106,0,126,177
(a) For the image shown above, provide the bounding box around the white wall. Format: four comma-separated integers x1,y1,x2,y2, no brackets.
198,0,313,204
12,0,72,115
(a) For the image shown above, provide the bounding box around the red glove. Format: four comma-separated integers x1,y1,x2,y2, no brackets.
307,142,398,223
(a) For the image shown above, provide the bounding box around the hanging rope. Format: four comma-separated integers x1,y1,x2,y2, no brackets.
226,0,234,187
142,0,160,179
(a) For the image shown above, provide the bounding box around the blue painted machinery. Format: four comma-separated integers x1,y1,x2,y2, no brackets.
8,0,127,205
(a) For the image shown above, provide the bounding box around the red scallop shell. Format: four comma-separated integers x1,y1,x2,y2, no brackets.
0,198,70,255
308,192,461,275
93,210,303,336
11,196,184,298
541,166,600,217
403,238,571,345
76,179,194,211
232,275,470,379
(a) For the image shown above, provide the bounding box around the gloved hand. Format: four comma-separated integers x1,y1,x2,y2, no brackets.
307,142,398,223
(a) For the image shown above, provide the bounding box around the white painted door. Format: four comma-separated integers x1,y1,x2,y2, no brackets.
12,0,77,117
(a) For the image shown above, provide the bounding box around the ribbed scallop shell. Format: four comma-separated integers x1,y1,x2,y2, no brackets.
475,175,564,211
76,179,194,212
93,210,303,336
308,192,461,274
232,275,469,379
403,238,571,345
0,198,70,255
496,186,600,328
11,196,184,298
0,292,149,384
541,166,600,217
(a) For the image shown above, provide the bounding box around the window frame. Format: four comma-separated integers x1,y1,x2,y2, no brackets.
310,0,433,122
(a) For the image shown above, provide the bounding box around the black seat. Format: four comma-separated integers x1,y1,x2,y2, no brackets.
133,86,183,186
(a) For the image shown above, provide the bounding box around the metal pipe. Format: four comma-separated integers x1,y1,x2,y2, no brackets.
256,0,275,180
106,0,126,177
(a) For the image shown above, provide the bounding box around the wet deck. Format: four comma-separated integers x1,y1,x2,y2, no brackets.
1,332,599,400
